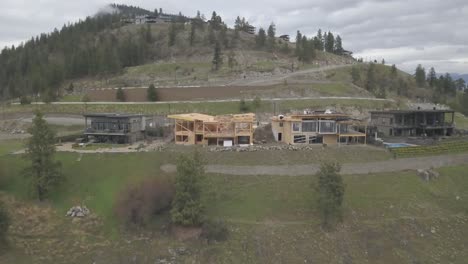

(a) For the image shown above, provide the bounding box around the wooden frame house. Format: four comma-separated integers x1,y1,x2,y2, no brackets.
271,111,367,145
168,113,255,146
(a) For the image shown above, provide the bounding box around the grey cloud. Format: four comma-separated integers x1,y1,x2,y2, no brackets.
0,0,467,73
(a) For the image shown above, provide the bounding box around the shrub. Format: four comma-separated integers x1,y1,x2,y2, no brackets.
201,218,229,243
315,162,345,230
171,151,205,226
116,87,126,102
20,96,31,105
115,177,175,227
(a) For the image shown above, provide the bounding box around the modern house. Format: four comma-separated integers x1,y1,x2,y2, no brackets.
279,35,290,42
167,113,255,146
370,109,455,137
271,111,367,145
83,113,152,144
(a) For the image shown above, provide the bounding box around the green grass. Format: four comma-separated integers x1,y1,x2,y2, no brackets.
454,112,468,129
0,139,24,156
1,146,468,263
60,94,84,102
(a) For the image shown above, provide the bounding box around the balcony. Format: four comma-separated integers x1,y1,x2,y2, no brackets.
84,127,129,135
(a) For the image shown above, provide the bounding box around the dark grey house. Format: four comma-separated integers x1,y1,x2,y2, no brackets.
370,109,455,137
83,113,151,144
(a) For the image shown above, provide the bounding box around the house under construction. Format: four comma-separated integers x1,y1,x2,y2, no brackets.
168,113,256,146
271,111,367,145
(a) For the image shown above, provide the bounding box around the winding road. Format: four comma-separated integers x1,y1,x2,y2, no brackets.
161,153,468,176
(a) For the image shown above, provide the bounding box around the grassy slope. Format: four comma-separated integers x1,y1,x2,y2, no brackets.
1,144,468,263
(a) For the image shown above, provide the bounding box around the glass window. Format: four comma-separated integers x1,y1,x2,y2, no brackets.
319,121,336,133
302,121,317,132
292,122,301,132
293,135,306,143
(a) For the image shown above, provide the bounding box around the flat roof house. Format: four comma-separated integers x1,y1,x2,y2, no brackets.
271,111,367,145
83,113,150,144
168,113,255,146
370,109,455,137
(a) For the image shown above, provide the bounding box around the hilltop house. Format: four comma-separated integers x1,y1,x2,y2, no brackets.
370,109,455,137
168,113,255,146
271,111,367,145
83,113,153,144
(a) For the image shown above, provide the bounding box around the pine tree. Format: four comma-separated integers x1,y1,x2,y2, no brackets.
171,151,205,226
147,84,157,101
316,162,345,230
334,35,343,55
325,31,335,53
366,63,377,93
212,42,223,71
427,67,437,87
414,64,426,87
168,20,177,46
267,22,276,51
116,87,126,102
256,28,266,48
316,29,324,51
295,30,302,57
25,111,63,201
391,64,398,77
189,23,196,46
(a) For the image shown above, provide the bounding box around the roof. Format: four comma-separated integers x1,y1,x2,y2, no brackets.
83,113,144,118
370,109,455,114
167,113,215,122
271,112,351,121
167,113,256,123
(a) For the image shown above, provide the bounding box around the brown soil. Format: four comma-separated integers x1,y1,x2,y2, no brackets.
87,86,273,102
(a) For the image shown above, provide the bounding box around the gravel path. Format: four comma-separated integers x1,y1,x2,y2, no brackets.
161,153,468,176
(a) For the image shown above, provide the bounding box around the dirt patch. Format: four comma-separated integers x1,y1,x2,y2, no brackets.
87,86,275,102
171,226,202,241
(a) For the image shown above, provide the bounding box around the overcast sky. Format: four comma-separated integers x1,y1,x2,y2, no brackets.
1,0,467,74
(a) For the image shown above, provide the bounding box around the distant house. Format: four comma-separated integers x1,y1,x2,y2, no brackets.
168,113,256,146
342,50,353,56
83,113,152,144
121,13,189,24
369,109,455,137
279,35,290,42
244,25,256,34
271,111,367,145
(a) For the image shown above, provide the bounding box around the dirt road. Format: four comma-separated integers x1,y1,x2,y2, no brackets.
161,153,468,176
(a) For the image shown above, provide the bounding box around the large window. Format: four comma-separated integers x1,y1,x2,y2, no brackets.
319,121,336,133
293,135,306,143
302,121,317,132
308,135,323,144
292,122,301,132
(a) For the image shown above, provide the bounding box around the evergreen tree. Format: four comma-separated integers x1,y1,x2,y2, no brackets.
459,90,468,116
116,87,126,102
366,63,377,93
267,22,276,51
189,23,196,46
325,31,335,53
239,98,249,112
316,29,324,51
212,42,223,71
414,64,426,87
391,64,398,77
147,84,157,101
25,111,63,201
256,28,266,48
171,151,205,226
455,78,466,91
334,35,343,55
427,67,437,87
381,58,385,65
168,20,177,46
316,162,345,229
295,30,302,57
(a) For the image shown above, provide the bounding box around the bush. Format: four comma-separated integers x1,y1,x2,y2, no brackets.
201,218,229,243
115,177,175,227
316,162,345,230
20,96,31,105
